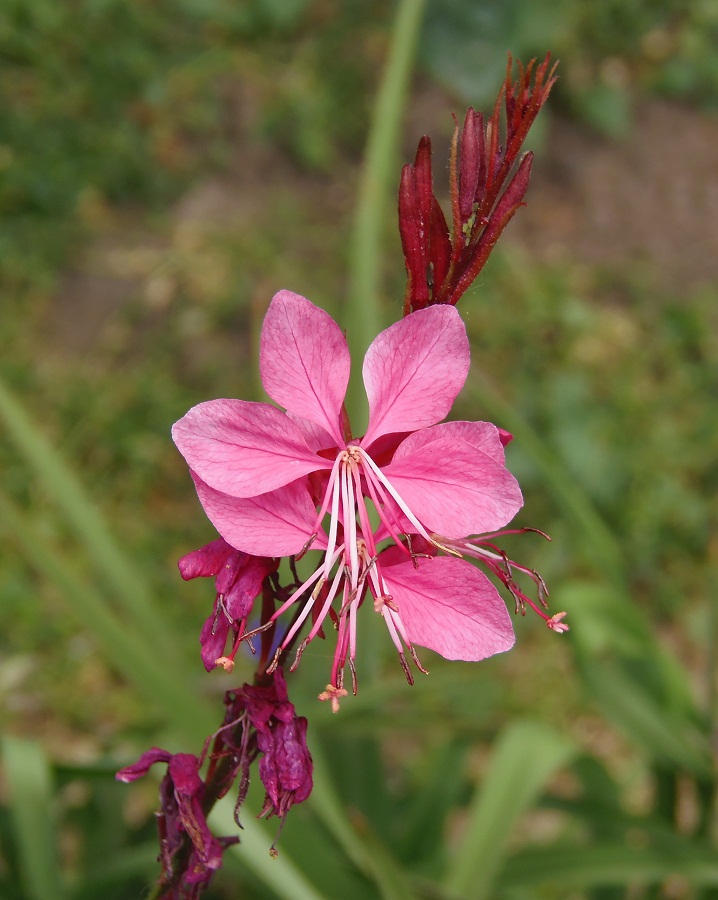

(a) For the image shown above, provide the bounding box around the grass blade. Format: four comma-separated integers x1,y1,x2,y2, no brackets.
0,377,170,650
444,720,576,899
211,797,328,900
0,487,215,738
2,736,63,900
309,737,417,899
501,842,718,889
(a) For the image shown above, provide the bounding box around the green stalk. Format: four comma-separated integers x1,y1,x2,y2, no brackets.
344,0,427,431
2,736,62,900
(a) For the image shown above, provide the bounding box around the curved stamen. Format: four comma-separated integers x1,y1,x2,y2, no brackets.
342,458,360,590
356,447,435,544
312,453,343,535
323,458,343,581
360,461,410,557
280,554,345,650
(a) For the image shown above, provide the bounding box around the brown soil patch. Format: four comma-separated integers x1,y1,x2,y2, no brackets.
46,98,718,355
512,101,718,292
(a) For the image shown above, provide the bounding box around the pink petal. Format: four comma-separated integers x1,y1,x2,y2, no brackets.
192,473,321,557
382,436,523,537
199,613,230,672
260,291,349,446
116,747,172,782
394,420,507,463
178,538,234,580
286,411,335,453
362,305,469,448
381,556,515,660
172,399,329,498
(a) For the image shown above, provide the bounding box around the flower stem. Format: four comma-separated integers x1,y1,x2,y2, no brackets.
344,0,426,431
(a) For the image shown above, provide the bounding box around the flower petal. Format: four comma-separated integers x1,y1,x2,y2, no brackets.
381,556,515,660
116,747,172,782
192,473,321,557
199,611,231,672
260,291,349,445
178,538,234,580
286,411,335,453
362,305,469,447
173,399,328,497
382,435,523,537
395,420,507,463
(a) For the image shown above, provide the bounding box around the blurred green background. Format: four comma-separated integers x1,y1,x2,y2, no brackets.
1,0,717,897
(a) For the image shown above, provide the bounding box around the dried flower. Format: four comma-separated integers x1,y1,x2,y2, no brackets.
117,748,238,898
178,538,276,671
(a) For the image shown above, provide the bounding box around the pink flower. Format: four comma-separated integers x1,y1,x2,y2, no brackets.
173,291,523,700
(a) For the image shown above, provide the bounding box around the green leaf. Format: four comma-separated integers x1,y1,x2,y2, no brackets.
2,736,63,900
443,720,576,899
309,737,417,900
501,842,718,889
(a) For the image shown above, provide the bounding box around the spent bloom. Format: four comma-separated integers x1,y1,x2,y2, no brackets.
178,538,277,671
173,290,531,702
117,748,238,898
116,669,311,891
212,668,313,824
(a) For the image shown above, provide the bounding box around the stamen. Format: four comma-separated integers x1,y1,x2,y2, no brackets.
266,645,283,674
361,463,411,557
398,652,415,686
295,532,318,561
342,460,359,589
323,458,343,581
311,453,343,534
289,637,310,672
318,684,348,713
410,645,429,675
351,464,378,560
358,448,433,543
348,657,358,695
306,551,348,642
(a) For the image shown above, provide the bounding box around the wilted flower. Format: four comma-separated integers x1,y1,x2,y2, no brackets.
117,748,238,898
178,538,277,671
173,290,527,701
213,668,313,824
